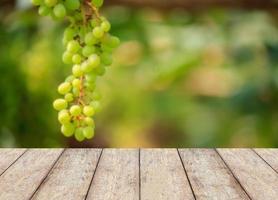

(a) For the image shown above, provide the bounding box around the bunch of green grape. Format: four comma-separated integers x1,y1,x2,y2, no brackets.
31,0,120,141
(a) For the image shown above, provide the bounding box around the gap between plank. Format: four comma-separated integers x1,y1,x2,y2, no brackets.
176,149,197,200
84,148,104,200
139,148,141,200
251,149,278,175
0,149,28,178
29,149,66,200
214,149,253,200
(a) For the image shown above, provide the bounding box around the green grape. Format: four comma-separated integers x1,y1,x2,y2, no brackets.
38,6,51,16
53,4,66,19
85,32,97,46
75,128,85,141
34,0,120,141
85,73,97,82
58,82,71,95
58,110,71,124
65,75,75,82
44,0,57,7
101,21,111,32
92,0,104,8
72,64,83,77
67,40,80,53
64,0,80,10
62,51,73,64
65,93,74,102
85,117,95,126
72,78,81,88
83,126,95,139
72,54,82,64
61,123,75,137
53,99,68,111
70,105,81,116
93,27,104,39
64,27,76,41
83,106,95,117
101,52,113,65
82,46,95,57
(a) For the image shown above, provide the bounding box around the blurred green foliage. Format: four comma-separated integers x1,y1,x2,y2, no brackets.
1,1,278,147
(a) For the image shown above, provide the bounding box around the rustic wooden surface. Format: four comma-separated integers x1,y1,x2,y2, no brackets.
0,148,277,200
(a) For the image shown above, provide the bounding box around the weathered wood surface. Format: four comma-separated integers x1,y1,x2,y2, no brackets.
217,148,278,200
0,148,277,200
140,149,195,200
0,148,26,175
87,149,139,200
32,149,101,200
253,148,278,173
0,149,63,200
179,149,250,200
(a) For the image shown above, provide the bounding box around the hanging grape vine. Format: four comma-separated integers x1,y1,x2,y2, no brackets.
31,0,120,141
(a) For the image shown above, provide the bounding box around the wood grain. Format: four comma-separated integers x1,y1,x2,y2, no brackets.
140,148,195,200
86,149,139,200
217,148,278,200
179,149,249,200
32,148,101,200
253,148,278,173
0,148,26,175
0,149,63,200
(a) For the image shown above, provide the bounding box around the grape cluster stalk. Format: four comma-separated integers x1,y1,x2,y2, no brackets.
31,0,120,141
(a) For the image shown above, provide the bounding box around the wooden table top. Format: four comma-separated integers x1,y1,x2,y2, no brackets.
0,148,277,200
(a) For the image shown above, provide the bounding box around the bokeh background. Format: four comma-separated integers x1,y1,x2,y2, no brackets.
1,0,278,147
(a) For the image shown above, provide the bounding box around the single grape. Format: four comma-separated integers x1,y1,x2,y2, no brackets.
72,78,81,88
44,0,57,7
74,127,85,141
85,73,97,82
107,36,120,48
58,82,71,95
58,110,71,124
72,64,83,77
70,105,81,116
72,54,82,64
83,106,95,117
64,27,76,41
92,0,104,8
82,46,96,57
100,52,113,65
96,66,106,76
101,21,111,32
93,27,104,39
67,40,80,53
61,123,75,137
64,0,80,10
85,117,95,126
85,32,97,46
53,99,68,111
65,75,75,82
38,6,51,16
83,126,95,139
88,54,100,68
53,4,66,19
62,51,73,64
65,93,74,102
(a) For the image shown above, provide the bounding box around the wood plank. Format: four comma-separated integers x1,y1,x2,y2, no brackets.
253,148,278,173
0,148,26,175
179,149,249,200
140,148,195,200
32,148,102,200
217,148,278,200
0,149,63,200
86,149,139,200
